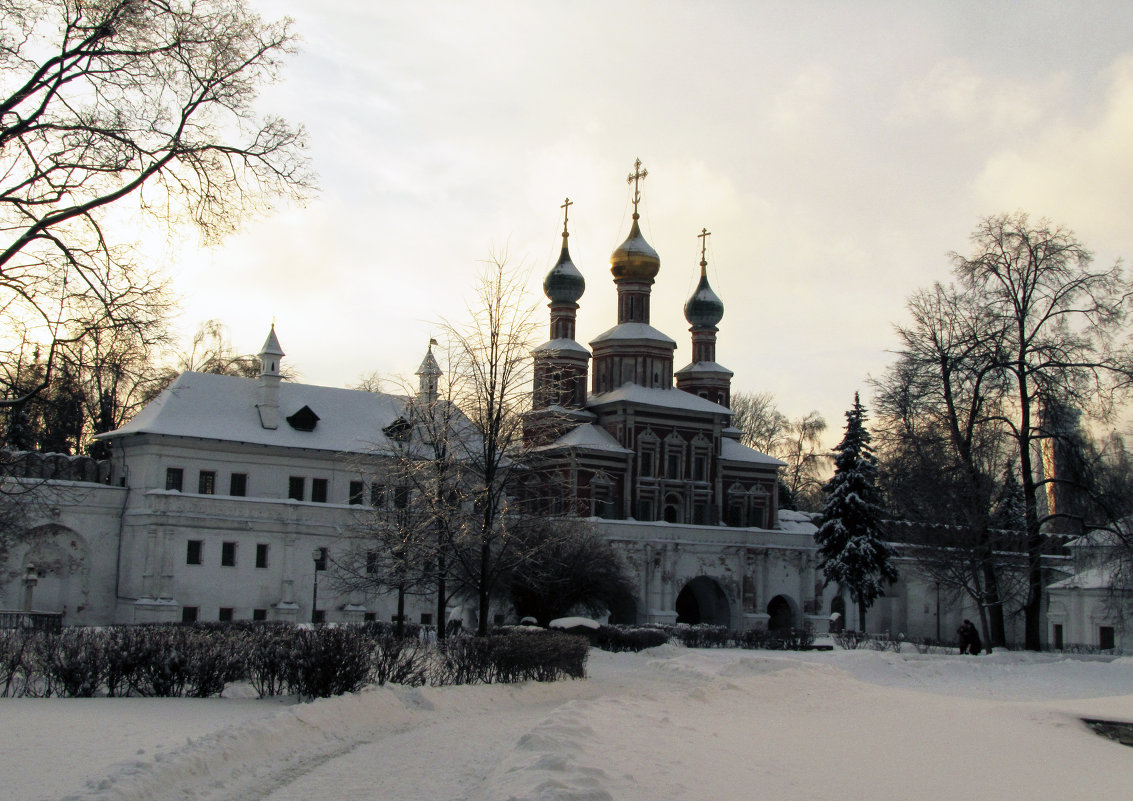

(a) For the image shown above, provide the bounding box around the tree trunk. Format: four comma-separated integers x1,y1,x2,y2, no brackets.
435,548,447,641
396,584,406,638
478,539,492,635
858,599,867,633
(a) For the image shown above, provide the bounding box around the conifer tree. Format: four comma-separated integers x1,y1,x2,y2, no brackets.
815,393,897,631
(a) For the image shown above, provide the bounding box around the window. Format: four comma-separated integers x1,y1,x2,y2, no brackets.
312,609,326,624
494,613,505,626
364,612,377,622
198,470,216,495
693,455,707,482
255,543,269,569
252,608,267,622
221,541,236,567
311,478,328,503
349,480,364,505
420,613,433,626
230,473,248,497
186,539,203,565
1053,623,1064,650
165,467,184,492
394,485,409,509
370,483,386,508
1100,626,1116,650
288,476,305,501
667,453,681,479
640,450,654,478
181,606,198,623
366,550,378,574
218,607,234,622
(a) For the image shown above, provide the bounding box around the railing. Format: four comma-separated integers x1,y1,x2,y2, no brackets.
0,611,63,633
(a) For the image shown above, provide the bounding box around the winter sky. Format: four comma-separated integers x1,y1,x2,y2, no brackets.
164,0,1133,438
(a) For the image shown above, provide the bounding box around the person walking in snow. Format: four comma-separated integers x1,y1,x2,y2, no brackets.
957,619,982,655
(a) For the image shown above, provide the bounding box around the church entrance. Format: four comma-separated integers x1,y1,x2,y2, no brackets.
767,594,798,631
675,577,730,626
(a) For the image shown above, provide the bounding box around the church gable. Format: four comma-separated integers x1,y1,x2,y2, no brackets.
286,405,320,432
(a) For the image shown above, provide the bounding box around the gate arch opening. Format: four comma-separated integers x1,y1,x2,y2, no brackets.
675,576,730,626
767,594,799,631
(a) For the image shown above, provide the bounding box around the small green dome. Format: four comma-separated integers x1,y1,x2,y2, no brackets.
543,245,585,304
684,268,723,327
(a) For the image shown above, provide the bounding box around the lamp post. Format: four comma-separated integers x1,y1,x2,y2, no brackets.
22,564,37,613
311,548,324,624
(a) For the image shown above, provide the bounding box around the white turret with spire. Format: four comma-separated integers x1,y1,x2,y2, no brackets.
416,339,442,403
256,324,285,429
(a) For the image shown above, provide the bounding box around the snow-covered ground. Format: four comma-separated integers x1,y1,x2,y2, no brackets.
4,643,1133,801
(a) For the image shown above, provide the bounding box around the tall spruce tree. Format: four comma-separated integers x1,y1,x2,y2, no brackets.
816,393,898,632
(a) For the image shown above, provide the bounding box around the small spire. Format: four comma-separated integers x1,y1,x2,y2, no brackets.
697,227,711,275
626,158,648,220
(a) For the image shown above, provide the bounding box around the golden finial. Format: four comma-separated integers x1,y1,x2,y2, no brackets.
626,158,648,219
698,228,711,273
560,197,572,242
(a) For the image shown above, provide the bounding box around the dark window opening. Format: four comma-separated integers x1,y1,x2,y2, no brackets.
364,612,377,622
311,478,328,503
218,607,234,622
394,486,410,509
288,476,304,501
349,480,364,505
366,551,378,574
186,539,203,565
255,543,269,569
198,470,216,495
230,473,247,497
252,608,267,621
1053,623,1064,650
181,606,198,623
420,613,433,626
383,417,413,443
494,613,506,626
640,451,654,478
312,609,326,624
221,541,236,567
1100,626,1116,650
165,467,184,492
667,453,681,479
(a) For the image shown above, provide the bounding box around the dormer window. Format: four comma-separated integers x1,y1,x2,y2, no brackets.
383,417,413,444
286,405,319,431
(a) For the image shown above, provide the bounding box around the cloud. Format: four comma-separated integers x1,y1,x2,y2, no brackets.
974,54,1133,245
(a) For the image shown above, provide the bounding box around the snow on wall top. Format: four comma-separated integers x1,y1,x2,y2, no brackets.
99,371,421,455
719,437,786,467
590,322,676,346
588,384,732,415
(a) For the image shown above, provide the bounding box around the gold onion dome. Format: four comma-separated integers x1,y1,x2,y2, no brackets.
610,217,661,281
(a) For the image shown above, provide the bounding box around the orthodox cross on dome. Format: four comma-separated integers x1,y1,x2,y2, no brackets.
560,197,572,240
626,158,648,219
698,227,711,271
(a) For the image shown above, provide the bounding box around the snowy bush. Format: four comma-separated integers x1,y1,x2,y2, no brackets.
432,631,588,685
370,629,428,687
288,626,374,699
591,626,670,652
44,628,106,697
244,624,295,698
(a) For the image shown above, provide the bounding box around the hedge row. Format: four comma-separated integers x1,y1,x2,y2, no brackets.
587,623,817,652
0,623,588,699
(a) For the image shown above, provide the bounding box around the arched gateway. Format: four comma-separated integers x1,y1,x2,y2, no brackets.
675,576,730,626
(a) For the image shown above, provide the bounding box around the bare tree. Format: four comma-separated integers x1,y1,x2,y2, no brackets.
778,412,830,511
1,0,312,406
444,254,542,635
729,391,788,454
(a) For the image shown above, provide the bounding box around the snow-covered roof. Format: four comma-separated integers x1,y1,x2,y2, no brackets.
536,424,632,454
719,437,785,467
675,360,734,377
99,372,452,456
1047,565,1119,591
532,338,592,355
588,384,731,415
590,322,676,346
